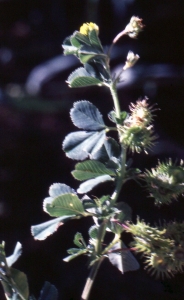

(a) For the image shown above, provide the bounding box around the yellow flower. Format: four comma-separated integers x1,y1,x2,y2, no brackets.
79,22,99,36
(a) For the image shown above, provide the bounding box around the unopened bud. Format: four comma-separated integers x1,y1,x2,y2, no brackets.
123,51,139,70
125,16,144,38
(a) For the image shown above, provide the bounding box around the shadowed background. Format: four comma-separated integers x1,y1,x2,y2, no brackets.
0,0,184,299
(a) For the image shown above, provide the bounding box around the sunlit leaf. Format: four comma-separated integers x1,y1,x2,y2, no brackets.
31,216,75,240
70,100,105,131
108,241,139,273
6,242,22,267
67,67,103,88
49,183,75,198
44,193,86,217
63,130,106,160
77,175,113,194
72,160,116,181
89,225,98,240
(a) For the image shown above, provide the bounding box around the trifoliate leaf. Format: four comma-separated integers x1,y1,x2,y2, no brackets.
67,67,103,87
44,193,86,217
77,174,113,194
108,241,139,273
72,160,116,181
49,183,75,198
63,130,106,160
70,101,105,131
31,216,75,240
38,281,58,300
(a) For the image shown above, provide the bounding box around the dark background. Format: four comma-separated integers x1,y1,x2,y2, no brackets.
0,0,184,299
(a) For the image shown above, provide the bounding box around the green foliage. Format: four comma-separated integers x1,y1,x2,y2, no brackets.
1,15,182,300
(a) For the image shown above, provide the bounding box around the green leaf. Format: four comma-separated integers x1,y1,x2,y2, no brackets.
91,137,120,163
77,175,113,194
62,36,78,55
1,268,29,300
108,241,139,274
49,183,75,197
116,202,132,222
63,249,87,262
89,225,98,240
74,232,87,248
70,100,105,131
6,242,22,267
31,216,75,240
67,67,103,88
73,31,91,46
88,29,103,51
72,160,116,181
44,193,86,217
38,281,58,300
63,130,106,160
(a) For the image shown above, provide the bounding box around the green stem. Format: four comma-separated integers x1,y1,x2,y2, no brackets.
109,83,121,119
109,82,127,203
81,257,104,300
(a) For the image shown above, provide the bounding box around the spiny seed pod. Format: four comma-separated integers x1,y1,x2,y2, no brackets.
119,98,157,153
144,160,184,205
145,254,174,278
120,123,157,153
129,98,157,127
125,220,184,277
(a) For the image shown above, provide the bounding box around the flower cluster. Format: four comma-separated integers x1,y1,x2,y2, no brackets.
119,98,157,153
125,220,184,278
80,22,99,36
144,159,184,205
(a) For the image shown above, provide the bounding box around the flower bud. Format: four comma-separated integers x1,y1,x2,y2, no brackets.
125,16,144,38
123,51,139,70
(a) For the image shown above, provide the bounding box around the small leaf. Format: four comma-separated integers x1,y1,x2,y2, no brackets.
72,160,116,181
44,193,86,217
10,268,29,300
49,183,75,197
89,225,98,240
70,100,105,131
62,36,78,55
67,67,103,88
6,242,22,267
116,202,132,222
73,31,91,46
38,281,58,300
108,241,139,273
91,137,120,163
31,216,75,240
88,29,103,51
77,175,113,194
63,249,87,262
63,130,106,160
74,232,86,248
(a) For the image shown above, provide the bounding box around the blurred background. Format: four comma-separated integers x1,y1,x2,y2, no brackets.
0,0,184,299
